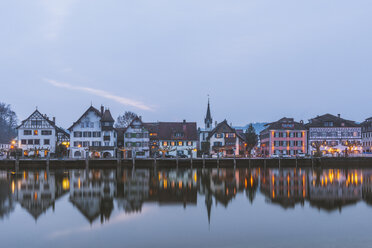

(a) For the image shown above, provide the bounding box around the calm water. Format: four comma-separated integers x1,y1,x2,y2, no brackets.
0,166,372,248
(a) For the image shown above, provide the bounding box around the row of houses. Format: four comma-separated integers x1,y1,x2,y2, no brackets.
13,101,372,158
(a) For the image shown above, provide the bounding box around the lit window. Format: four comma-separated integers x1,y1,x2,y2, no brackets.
34,130,38,135
163,141,168,146
178,141,183,146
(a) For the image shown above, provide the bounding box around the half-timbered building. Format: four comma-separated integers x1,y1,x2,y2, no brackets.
16,109,69,157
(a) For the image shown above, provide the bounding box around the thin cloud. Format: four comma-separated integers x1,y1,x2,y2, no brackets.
45,78,152,111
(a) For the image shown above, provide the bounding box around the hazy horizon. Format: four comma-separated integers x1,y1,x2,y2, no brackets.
1,0,371,128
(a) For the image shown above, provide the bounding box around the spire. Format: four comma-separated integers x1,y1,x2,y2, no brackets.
204,97,213,130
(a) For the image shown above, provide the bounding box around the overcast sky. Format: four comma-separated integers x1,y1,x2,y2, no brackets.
1,0,371,128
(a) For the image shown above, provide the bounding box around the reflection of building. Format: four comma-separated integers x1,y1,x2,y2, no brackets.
14,170,68,220
208,169,238,207
116,169,150,213
306,114,362,156
122,117,150,158
260,118,307,157
260,169,308,208
308,169,362,211
0,177,15,219
16,109,69,157
148,170,198,207
69,170,115,223
68,106,117,159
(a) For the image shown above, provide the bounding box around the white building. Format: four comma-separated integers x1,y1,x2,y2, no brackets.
207,120,246,157
16,109,69,158
123,116,150,158
198,99,214,154
68,106,117,159
306,114,362,156
362,117,372,154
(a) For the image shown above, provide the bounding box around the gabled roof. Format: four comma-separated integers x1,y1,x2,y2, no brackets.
261,117,306,133
68,106,102,131
101,109,115,122
207,120,235,140
144,121,198,141
17,109,69,137
306,114,360,128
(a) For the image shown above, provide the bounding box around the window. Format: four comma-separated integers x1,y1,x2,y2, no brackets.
92,141,101,146
178,141,183,146
34,139,40,145
24,130,32,135
93,132,101,137
214,142,222,147
34,130,38,135
81,123,84,128
174,132,184,137
28,140,34,145
41,130,52,135
44,139,50,145
324,122,334,127
74,132,82,137
82,141,89,147
83,132,92,137
171,142,175,146
90,122,94,128
31,120,42,126
21,140,27,145
104,142,109,146
163,141,168,146
187,141,193,146
215,133,223,138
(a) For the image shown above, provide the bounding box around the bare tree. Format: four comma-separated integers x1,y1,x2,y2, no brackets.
115,111,138,128
0,103,17,143
311,140,326,157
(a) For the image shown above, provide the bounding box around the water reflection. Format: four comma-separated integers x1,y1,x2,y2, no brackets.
2,167,372,222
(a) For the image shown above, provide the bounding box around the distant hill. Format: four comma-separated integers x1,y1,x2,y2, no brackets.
233,123,267,134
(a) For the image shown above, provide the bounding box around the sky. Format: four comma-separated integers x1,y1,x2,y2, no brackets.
1,0,371,128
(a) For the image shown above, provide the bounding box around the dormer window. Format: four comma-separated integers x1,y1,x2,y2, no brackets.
324,122,334,127
174,132,184,137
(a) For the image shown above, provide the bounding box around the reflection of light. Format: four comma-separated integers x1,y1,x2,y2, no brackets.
62,178,70,190
34,192,38,200
11,181,15,194
178,181,182,189
193,172,197,183
78,178,81,189
163,179,167,189
250,176,253,187
272,190,275,199
245,178,247,188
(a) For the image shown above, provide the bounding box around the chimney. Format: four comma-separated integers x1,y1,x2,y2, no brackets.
53,117,56,123
101,105,104,116
338,114,341,118
183,119,186,123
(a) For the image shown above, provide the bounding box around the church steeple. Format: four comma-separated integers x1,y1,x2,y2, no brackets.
204,98,213,131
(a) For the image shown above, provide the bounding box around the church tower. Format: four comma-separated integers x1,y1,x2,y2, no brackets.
204,98,213,131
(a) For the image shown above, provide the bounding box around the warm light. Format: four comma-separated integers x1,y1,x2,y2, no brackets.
11,140,16,145
193,172,197,183
11,181,15,194
163,179,167,189
250,176,253,187
245,178,247,188
272,190,275,199
179,181,182,189
78,178,81,189
78,144,82,148
34,192,38,200
62,178,70,190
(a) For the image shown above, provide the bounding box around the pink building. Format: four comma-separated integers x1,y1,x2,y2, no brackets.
260,118,307,157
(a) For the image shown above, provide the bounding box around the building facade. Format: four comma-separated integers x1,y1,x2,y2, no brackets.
198,99,214,154
16,109,69,158
306,114,362,156
362,117,372,153
68,106,117,159
260,118,307,157
145,121,198,158
122,117,150,158
207,120,246,157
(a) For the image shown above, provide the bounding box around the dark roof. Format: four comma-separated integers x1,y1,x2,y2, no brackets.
68,106,102,131
261,117,306,133
101,109,115,122
144,122,198,141
205,99,212,123
17,109,69,137
206,120,236,140
306,114,360,128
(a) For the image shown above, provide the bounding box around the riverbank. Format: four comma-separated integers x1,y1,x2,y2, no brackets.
0,157,372,170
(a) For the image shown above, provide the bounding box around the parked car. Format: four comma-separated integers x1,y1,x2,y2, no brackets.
296,152,306,158
178,154,188,158
271,154,280,158
282,154,291,158
165,154,176,158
